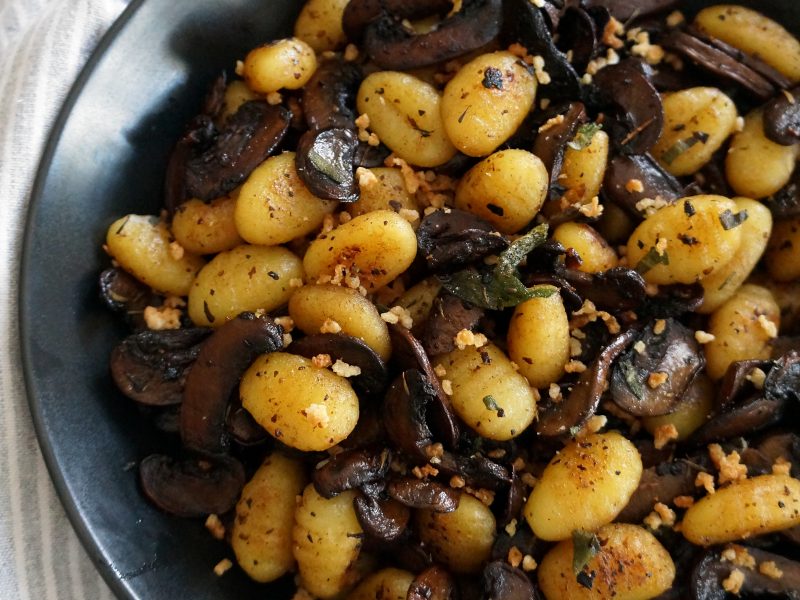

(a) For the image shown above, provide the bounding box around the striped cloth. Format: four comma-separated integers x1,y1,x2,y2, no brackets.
0,1,128,598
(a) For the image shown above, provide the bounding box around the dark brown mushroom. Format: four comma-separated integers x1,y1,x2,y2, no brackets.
288,332,388,398
342,0,453,41
387,477,460,512
295,127,360,202
408,566,458,600
766,168,800,219
496,468,526,528
225,404,269,446
436,452,512,491
617,460,701,523
502,0,580,100
482,561,539,600
764,351,800,405
592,59,664,154
583,0,679,21
602,153,682,220
110,328,212,406
661,29,778,100
532,102,587,185
690,395,786,446
422,293,484,357
555,7,598,75
558,267,648,313
167,100,291,212
716,359,771,411
537,328,638,436
99,267,158,328
741,432,800,477
388,325,461,449
383,369,437,461
637,282,705,320
353,493,411,543
312,447,391,498
691,547,800,599
764,85,800,145
610,318,705,417
181,312,283,454
302,57,362,132
139,453,245,518
416,208,509,273
362,0,502,70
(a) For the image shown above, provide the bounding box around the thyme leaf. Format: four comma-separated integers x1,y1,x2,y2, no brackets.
635,246,670,275
719,209,749,230
572,530,601,576
568,122,603,151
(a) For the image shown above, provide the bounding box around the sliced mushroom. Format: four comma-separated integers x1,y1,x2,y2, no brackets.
764,351,800,405
532,102,587,184
764,85,800,145
342,0,453,41
611,318,704,417
690,395,786,446
171,101,290,210
716,359,771,411
383,369,437,460
602,153,681,220
592,59,664,154
225,404,269,446
139,453,245,518
110,328,211,406
637,282,704,320
766,168,800,219
99,267,157,328
502,0,580,100
741,432,800,477
422,293,484,357
583,0,679,21
388,325,461,449
302,57,362,132
558,267,648,313
691,547,800,599
437,452,512,491
537,328,637,436
496,468,526,528
353,493,411,543
416,208,509,273
181,312,283,454
289,332,388,398
555,7,598,75
295,127,359,202
312,447,391,498
617,461,700,523
362,0,503,70
482,561,539,600
387,477,460,512
408,566,458,600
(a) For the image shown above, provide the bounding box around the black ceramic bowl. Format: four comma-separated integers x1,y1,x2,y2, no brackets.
20,1,800,599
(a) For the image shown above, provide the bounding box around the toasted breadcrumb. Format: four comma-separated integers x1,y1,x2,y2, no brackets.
644,511,663,530
746,367,767,390
521,473,538,488
625,178,645,193
168,240,185,260
331,359,361,378
633,340,646,354
412,464,439,479
578,196,604,218
214,558,233,576
654,502,676,527
450,475,466,489
722,545,756,569
205,514,225,540
467,487,495,506
274,315,295,332
653,423,678,450
653,319,667,335
504,518,518,537
757,314,778,338
564,360,587,374
522,555,538,572
266,91,283,105
708,443,748,485
434,364,447,377
538,114,565,133
441,379,453,395
666,10,685,27
759,560,784,580
548,383,562,401
356,167,378,189
602,16,625,49
674,495,695,509
343,43,359,61
319,319,342,334
381,305,413,329
303,404,330,428
695,471,716,495
311,354,332,368
772,456,792,475
648,372,668,389
507,546,523,568
695,330,716,344
454,329,488,350
531,55,551,85
143,305,182,330
282,333,293,346
635,196,669,217
722,569,745,594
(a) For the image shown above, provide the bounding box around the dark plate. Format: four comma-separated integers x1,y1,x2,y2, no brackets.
19,1,799,599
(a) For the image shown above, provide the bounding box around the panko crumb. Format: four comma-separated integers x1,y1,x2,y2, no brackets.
504,518,518,537
381,305,414,329
564,360,587,374
722,569,745,594
507,546,523,568
522,555,538,572
571,299,620,334
331,359,362,378
574,415,608,438
548,383,562,401
266,91,283,106
434,364,447,377
695,330,716,344
356,166,378,189
633,340,646,354
303,403,330,428
399,208,420,224
625,178,645,193
454,329,488,350
759,560,784,580
578,196,604,218
274,315,295,332
320,318,342,334
734,115,745,132
643,511,663,530
538,114,565,133
311,353,332,368
648,372,668,389
168,240,185,260
521,472,538,488
531,55,551,85
467,487,495,506
343,43,359,62
628,28,665,64
412,464,439,479
666,10,685,27
722,545,756,569
585,48,621,76
143,305,182,331
635,196,669,217
450,475,466,489
772,456,792,475
425,442,444,460
487,448,507,459
746,367,767,390
653,319,667,335
441,379,453,395
674,495,695,509
757,314,778,338
653,423,678,450
708,443,748,485
654,502,676,527
164,295,186,309
695,471,716,495
205,514,226,540
282,333,293,346
602,16,625,49
213,558,233,577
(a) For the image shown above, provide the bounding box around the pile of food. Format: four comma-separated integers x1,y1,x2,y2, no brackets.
100,0,800,597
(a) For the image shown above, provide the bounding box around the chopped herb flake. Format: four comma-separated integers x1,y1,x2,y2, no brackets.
482,67,504,90
568,122,603,151
498,224,549,271
660,131,709,165
483,395,500,411
635,247,670,275
719,209,748,230
572,530,601,576
308,146,350,184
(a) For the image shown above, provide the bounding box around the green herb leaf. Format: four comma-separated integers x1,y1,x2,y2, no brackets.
441,269,555,310
483,395,500,411
618,357,645,402
497,224,549,272
719,209,749,230
660,131,709,165
567,122,603,151
308,145,350,184
572,530,601,576
635,246,670,275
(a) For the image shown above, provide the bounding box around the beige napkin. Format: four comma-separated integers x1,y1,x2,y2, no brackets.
0,0,128,598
